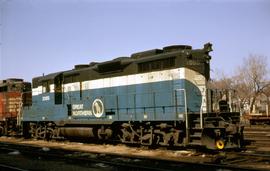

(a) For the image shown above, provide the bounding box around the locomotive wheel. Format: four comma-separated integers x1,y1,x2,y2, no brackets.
45,128,54,140
35,126,54,140
29,124,37,138
97,128,112,140
36,126,46,139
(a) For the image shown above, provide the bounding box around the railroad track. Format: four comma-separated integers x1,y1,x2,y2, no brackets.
220,151,270,169
0,141,267,171
244,125,270,149
0,164,28,171
1,125,270,171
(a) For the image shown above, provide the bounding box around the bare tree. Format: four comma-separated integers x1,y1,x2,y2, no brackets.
234,54,269,113
208,74,239,112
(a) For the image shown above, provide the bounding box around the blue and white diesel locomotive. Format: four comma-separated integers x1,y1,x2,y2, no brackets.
22,43,244,150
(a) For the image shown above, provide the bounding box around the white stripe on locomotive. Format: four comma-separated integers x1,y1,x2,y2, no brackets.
32,67,207,113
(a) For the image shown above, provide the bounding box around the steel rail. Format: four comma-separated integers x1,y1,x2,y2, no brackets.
0,141,265,171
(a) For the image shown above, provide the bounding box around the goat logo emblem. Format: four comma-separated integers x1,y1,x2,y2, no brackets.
92,99,104,118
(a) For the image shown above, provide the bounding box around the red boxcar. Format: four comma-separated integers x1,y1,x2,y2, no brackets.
0,92,22,120
0,79,31,135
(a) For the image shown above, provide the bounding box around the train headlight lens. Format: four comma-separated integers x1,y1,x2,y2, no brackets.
216,140,225,150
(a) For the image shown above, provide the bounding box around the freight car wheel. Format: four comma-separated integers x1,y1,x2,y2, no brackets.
0,126,3,136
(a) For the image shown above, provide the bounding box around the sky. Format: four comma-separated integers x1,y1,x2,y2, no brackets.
0,0,269,82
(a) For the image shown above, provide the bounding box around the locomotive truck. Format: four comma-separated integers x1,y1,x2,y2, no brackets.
22,43,244,150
